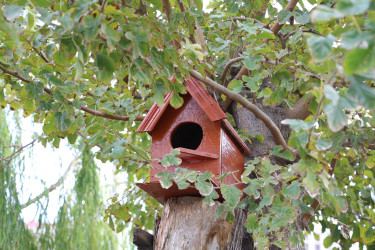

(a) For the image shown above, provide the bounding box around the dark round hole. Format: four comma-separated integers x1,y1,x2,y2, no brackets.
171,123,203,150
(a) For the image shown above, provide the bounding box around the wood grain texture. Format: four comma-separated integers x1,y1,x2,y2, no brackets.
154,196,248,250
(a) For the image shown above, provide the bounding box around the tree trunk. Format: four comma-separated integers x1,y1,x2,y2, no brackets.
153,196,253,250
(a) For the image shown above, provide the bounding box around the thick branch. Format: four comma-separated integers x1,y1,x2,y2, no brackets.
220,57,245,83
189,70,290,150
0,64,144,122
268,0,299,37
133,228,154,250
162,0,172,23
21,156,80,209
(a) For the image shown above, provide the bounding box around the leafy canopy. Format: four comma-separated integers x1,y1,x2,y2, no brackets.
0,0,375,248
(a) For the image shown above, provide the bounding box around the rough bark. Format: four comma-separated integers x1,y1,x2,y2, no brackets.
152,196,253,250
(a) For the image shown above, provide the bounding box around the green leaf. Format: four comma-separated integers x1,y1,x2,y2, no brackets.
294,10,310,25
245,213,258,233
83,15,102,41
342,30,372,50
227,79,243,94
278,10,292,24
193,0,203,9
243,179,261,199
156,172,175,189
170,93,184,109
281,119,315,132
257,194,273,210
43,114,56,136
324,85,356,132
102,24,120,50
55,112,71,131
160,149,182,167
315,138,332,151
243,75,261,92
347,75,375,109
257,87,272,98
34,0,51,7
96,53,115,82
343,48,375,76
244,55,262,70
53,50,70,66
3,5,23,22
302,169,320,197
202,189,219,206
153,79,166,107
307,35,335,61
270,145,295,161
336,0,370,15
281,180,300,199
221,184,241,208
323,235,333,248
311,5,344,22
25,81,44,99
195,179,213,196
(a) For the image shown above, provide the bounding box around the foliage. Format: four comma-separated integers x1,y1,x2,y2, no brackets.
0,110,37,249
1,0,375,248
0,109,117,248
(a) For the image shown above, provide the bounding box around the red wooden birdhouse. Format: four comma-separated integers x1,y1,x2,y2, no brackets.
136,77,250,204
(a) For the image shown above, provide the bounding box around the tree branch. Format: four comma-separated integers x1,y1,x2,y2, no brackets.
0,140,36,162
189,70,291,150
23,37,50,64
21,156,80,209
219,57,320,86
133,228,154,249
229,17,267,27
177,0,197,44
0,64,144,122
162,0,172,23
220,57,245,83
268,0,299,38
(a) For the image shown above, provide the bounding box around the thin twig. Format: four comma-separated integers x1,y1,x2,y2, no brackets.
189,70,293,151
219,57,320,85
229,17,266,27
21,156,80,209
1,140,36,162
0,64,144,122
23,37,49,64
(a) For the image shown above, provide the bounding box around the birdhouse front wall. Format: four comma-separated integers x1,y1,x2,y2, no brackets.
220,128,245,189
150,94,221,183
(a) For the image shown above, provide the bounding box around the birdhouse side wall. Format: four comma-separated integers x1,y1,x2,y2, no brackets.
150,94,221,182
220,128,245,189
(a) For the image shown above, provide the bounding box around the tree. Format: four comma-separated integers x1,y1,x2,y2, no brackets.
1,0,375,249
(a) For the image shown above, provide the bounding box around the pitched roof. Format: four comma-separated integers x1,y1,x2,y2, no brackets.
137,77,226,133
137,77,250,155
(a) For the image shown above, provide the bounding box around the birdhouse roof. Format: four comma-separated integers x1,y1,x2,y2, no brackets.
137,77,250,155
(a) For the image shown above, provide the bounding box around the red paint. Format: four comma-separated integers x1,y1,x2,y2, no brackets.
136,77,250,204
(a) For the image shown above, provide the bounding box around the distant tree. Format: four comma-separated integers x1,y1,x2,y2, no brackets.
0,0,374,248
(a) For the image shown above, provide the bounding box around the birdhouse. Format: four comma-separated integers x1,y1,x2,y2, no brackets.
136,77,250,204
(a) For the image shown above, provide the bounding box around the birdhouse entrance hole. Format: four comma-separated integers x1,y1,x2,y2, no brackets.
171,122,203,150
